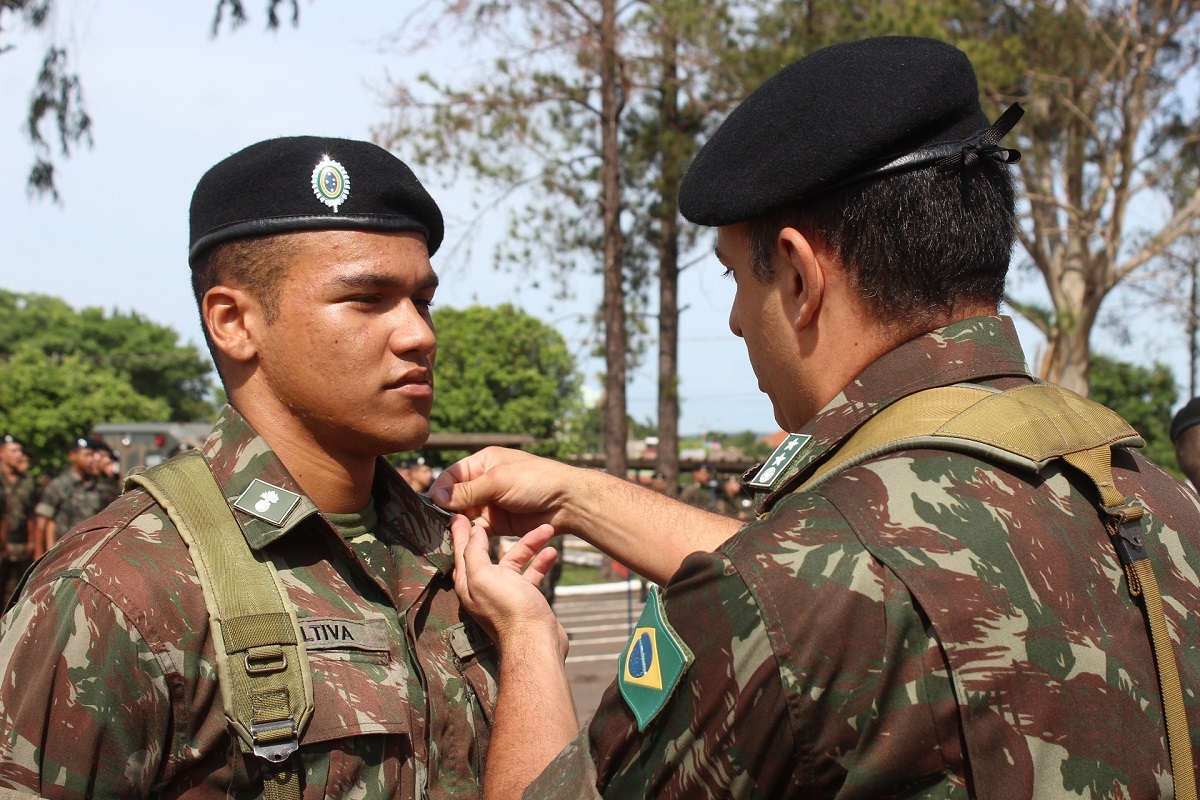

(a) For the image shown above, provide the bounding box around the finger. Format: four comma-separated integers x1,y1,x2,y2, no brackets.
449,514,474,603
429,447,509,510
498,524,557,569
521,547,559,588
461,522,495,576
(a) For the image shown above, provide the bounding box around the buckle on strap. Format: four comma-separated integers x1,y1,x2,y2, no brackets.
1104,501,1148,567
250,718,300,764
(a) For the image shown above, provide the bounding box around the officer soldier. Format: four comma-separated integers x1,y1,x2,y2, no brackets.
32,436,106,553
0,137,498,798
435,37,1200,798
0,435,38,607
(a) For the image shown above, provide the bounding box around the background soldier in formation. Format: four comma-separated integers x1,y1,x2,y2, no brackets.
0,435,37,607
435,36,1200,799
0,137,497,798
713,473,753,521
32,437,106,553
678,463,717,510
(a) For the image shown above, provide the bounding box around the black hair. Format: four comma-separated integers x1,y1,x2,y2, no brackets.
747,161,1016,330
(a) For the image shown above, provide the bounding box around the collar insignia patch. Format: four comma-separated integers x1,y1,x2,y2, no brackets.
233,479,302,526
747,433,813,490
311,156,350,212
618,587,693,731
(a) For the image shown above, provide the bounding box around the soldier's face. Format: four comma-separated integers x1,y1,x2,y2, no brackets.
0,443,22,470
717,223,807,430
253,230,438,457
69,448,93,474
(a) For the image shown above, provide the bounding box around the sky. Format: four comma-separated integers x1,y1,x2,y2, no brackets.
2,3,1194,439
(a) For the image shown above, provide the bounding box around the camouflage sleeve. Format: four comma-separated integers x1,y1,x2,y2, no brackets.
0,575,171,798
526,489,966,798
32,480,59,521
524,547,796,799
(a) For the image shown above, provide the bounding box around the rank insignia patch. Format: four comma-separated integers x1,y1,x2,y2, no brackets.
233,479,302,526
618,587,693,731
311,156,350,211
747,432,813,490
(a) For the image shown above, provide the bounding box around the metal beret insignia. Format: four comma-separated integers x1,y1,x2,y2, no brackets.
311,156,350,212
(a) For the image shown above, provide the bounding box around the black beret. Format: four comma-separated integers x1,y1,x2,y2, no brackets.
1171,398,1200,443
189,136,444,265
68,437,93,452
1,434,23,446
680,36,1001,225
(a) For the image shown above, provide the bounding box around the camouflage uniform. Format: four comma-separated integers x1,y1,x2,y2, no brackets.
33,467,106,536
0,471,38,606
526,316,1200,799
0,406,497,799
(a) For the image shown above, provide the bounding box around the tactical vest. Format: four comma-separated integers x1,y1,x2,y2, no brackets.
127,451,313,800
788,382,1196,799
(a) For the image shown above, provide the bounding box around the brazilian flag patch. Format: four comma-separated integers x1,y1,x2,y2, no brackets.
618,587,694,731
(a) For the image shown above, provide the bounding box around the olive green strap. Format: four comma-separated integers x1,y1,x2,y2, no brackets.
128,451,313,800
800,384,1195,797
1061,448,1198,800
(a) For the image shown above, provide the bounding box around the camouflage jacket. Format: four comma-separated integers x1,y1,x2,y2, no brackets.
33,467,105,534
0,406,498,799
526,316,1200,799
0,472,37,547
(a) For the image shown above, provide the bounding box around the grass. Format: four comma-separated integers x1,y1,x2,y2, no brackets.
559,562,603,586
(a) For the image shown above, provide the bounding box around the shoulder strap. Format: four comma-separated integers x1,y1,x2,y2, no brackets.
799,383,1196,799
127,451,314,800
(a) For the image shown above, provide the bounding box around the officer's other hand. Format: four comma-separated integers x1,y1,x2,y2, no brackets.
449,514,568,659
431,447,575,537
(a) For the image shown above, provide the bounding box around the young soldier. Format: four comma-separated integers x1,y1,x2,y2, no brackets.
0,137,497,798
32,437,105,552
0,435,38,607
436,38,1200,798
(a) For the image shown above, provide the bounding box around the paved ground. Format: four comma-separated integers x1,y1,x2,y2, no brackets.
556,584,648,720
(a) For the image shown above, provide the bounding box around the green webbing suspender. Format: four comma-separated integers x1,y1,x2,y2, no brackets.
128,451,314,800
797,383,1197,800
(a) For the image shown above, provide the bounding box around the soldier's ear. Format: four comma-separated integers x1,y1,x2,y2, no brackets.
203,285,262,364
777,227,825,332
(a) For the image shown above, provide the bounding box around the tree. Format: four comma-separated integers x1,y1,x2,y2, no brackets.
0,348,172,477
622,0,741,493
424,304,583,459
1088,353,1179,475
381,0,754,483
740,2,1200,398
956,1,1200,394
1,0,298,198
0,289,215,421
381,0,640,476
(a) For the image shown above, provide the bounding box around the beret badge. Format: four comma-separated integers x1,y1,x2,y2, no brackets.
311,156,350,212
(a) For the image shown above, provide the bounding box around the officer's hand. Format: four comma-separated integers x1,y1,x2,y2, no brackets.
431,448,580,537
449,514,569,659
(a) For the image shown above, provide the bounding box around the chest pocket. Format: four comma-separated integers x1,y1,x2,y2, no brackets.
297,613,413,743
446,620,499,723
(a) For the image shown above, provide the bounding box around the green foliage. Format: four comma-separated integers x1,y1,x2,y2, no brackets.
0,349,172,477
0,288,214,475
1088,354,1180,477
420,304,583,459
0,289,214,421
